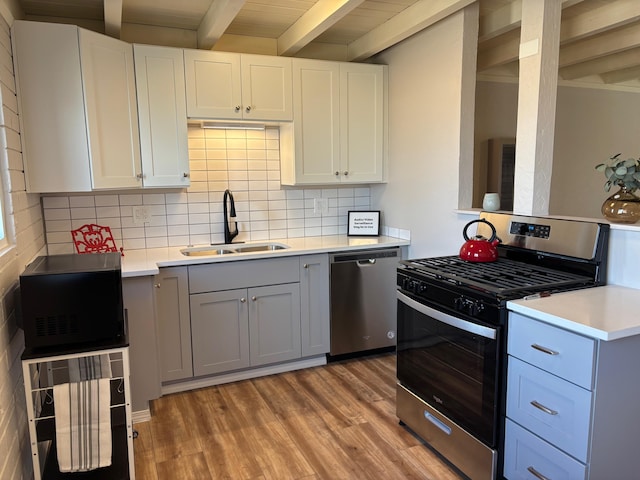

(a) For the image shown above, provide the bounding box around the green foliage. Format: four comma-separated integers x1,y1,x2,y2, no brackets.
595,153,640,192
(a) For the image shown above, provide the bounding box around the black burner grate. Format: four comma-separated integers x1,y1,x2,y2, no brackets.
403,256,592,296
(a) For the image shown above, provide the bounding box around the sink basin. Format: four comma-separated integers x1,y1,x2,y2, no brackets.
180,247,235,256
180,242,290,257
231,243,289,253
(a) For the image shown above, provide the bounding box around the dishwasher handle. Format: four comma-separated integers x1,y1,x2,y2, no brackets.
330,248,399,264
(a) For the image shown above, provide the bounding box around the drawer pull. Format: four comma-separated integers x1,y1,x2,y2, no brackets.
423,411,452,435
530,400,558,416
531,343,559,355
527,466,551,480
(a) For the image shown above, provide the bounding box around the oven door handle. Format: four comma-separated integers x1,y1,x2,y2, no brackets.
397,291,497,340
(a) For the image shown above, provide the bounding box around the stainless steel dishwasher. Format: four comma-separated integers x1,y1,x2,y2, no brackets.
329,247,401,356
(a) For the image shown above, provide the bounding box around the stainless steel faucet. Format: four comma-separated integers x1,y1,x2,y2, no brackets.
223,189,238,244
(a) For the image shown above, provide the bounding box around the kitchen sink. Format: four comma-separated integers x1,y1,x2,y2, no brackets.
180,242,290,257
231,243,289,253
180,247,236,256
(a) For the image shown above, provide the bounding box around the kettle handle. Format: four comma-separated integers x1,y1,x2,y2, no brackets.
463,218,498,242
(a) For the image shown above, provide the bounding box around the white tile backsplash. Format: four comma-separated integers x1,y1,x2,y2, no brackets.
41,126,389,252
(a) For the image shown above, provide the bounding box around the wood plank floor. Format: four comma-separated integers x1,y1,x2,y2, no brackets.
133,353,463,480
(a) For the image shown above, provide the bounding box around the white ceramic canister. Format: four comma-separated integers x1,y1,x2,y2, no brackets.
482,193,500,211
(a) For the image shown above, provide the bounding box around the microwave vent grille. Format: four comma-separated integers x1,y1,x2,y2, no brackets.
36,314,79,337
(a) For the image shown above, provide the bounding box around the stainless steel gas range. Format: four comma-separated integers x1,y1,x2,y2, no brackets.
395,212,609,480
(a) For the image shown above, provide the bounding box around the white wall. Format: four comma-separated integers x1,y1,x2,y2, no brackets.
551,85,640,218
0,7,47,480
370,9,476,258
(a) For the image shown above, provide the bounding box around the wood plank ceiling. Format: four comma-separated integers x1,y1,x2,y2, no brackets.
16,0,640,89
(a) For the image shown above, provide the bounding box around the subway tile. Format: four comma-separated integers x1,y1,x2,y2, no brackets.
249,190,268,201
95,216,122,228
167,214,189,226
188,138,205,149
322,216,338,226
143,193,166,205
206,138,227,149
119,194,143,206
168,235,190,247
267,180,280,190
287,228,305,238
207,181,229,192
122,227,145,239
146,236,168,248
188,127,205,138
165,192,188,204
305,217,321,228
145,226,168,237
167,203,188,215
96,206,120,218
269,200,287,210
247,130,266,140
188,192,209,203
287,218,304,228
204,128,226,139
70,207,96,220
269,229,287,239
268,190,286,200
267,170,280,181
188,213,210,224
190,234,210,245
209,212,224,224
248,171,267,181
95,195,119,206
247,139,266,150
148,205,167,216
189,224,210,235
206,149,227,160
228,159,248,170
69,196,96,207
250,210,269,222
303,189,321,199
229,180,249,191
123,238,147,250
266,139,279,150
209,170,230,181
189,150,206,161
248,160,267,170
321,188,338,198
227,170,247,181
321,225,338,235
46,231,73,243
287,209,305,220
189,203,211,215
225,129,246,139
190,160,207,171
207,159,228,171
249,200,269,211
168,224,188,236
247,149,266,160
250,220,269,231
305,226,322,236
187,181,209,192
355,187,370,197
44,208,70,221
227,149,247,160
269,220,287,230
338,198,355,208
43,196,70,208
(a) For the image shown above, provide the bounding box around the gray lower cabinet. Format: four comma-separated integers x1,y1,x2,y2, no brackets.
190,288,250,376
155,266,192,381
300,254,330,356
123,276,161,412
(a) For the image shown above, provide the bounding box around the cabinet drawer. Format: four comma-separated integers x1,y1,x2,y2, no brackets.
507,357,592,462
504,419,587,480
189,257,299,293
508,312,595,389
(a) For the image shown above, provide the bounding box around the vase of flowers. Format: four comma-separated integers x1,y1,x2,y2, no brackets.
595,153,640,224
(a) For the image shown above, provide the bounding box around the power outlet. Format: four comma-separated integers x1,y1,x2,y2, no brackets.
314,198,329,214
132,205,151,225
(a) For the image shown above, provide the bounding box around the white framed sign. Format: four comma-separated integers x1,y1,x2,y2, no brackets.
347,210,380,236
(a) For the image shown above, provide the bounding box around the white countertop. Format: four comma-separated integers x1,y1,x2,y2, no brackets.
121,235,409,277
508,285,640,341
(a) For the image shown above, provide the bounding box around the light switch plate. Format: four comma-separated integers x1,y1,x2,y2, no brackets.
132,205,151,225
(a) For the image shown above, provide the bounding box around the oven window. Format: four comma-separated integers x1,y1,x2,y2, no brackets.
397,298,499,447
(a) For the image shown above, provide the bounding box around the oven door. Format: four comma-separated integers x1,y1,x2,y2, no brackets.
397,290,500,447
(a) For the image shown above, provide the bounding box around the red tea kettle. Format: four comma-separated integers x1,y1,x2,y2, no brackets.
459,218,501,262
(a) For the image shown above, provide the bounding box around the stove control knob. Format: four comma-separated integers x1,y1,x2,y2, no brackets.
454,296,465,311
468,301,484,316
418,282,428,294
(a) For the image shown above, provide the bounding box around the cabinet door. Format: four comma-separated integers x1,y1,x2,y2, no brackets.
134,45,190,188
123,276,161,412
191,289,250,376
79,28,142,189
339,63,384,183
241,54,292,121
155,267,193,382
300,254,330,356
12,21,92,192
184,50,242,119
289,59,341,184
249,283,301,366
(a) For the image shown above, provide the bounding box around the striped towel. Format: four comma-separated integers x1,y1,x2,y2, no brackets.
53,379,112,472
68,355,112,382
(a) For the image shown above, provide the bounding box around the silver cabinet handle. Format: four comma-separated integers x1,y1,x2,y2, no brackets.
136,173,144,179
335,171,340,176
183,172,189,178
527,466,551,480
251,296,257,301
343,171,349,176
235,105,241,112
240,297,246,303
530,400,558,416
531,344,559,355
423,411,452,435
303,264,309,268
245,105,252,113
154,283,160,288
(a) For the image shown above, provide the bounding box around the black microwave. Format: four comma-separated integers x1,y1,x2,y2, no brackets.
19,252,125,351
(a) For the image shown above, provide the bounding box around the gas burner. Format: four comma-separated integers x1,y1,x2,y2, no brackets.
402,255,593,297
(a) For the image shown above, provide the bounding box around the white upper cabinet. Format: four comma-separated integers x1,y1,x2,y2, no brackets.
12,21,142,192
134,45,190,188
282,59,385,185
184,50,292,121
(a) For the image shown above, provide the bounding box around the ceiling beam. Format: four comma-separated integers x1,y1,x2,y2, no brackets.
347,0,474,61
197,0,246,50
277,0,365,56
478,0,640,72
559,22,640,67
560,0,640,42
479,0,521,42
601,64,640,84
104,0,122,38
560,47,640,80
